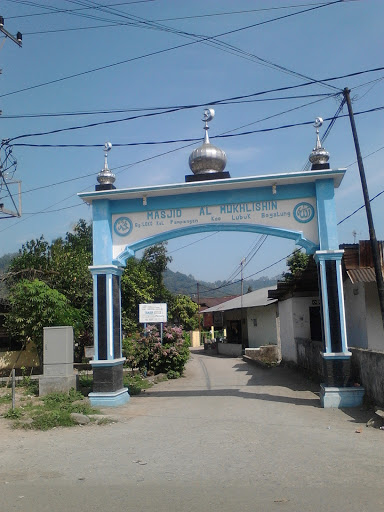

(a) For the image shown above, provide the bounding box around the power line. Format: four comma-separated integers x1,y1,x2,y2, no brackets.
200,252,294,294
1,0,345,99
0,93,334,120
6,0,156,20
8,104,384,148
168,232,219,254
338,188,384,226
54,0,341,92
5,90,336,145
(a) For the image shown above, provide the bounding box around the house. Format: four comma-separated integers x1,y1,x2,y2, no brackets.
199,295,238,331
268,257,321,371
267,242,384,406
202,286,278,355
342,241,384,352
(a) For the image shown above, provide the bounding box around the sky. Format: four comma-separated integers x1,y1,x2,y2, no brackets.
1,0,384,293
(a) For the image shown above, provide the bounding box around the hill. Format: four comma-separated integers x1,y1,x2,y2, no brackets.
163,268,280,299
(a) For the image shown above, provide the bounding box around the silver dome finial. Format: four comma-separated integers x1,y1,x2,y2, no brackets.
313,117,323,150
97,141,116,186
188,109,227,175
309,117,330,169
202,108,215,144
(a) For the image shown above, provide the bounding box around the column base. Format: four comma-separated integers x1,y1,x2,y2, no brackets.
89,388,130,407
320,384,365,408
322,353,352,387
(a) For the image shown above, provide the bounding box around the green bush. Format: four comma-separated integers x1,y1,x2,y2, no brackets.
123,325,190,377
151,326,190,376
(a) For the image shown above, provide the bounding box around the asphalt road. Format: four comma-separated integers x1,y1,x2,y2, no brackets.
1,348,383,512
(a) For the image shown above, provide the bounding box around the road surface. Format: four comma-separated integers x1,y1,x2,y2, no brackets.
1,348,383,512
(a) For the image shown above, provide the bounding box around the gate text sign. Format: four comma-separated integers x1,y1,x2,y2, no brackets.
112,197,318,257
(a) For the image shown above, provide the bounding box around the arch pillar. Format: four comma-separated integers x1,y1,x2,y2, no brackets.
315,251,364,407
88,265,129,407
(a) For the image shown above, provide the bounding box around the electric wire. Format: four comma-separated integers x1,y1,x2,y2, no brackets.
6,0,156,20
58,0,342,91
0,93,334,120
338,189,384,226
4,90,336,145
200,251,296,294
8,104,384,148
168,232,219,255
0,1,347,99
7,1,357,22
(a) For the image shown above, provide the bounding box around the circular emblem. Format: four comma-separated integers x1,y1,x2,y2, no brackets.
293,202,315,223
114,216,133,237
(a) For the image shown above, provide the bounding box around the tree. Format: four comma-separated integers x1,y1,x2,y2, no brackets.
168,294,199,331
121,257,157,334
5,220,93,356
7,236,51,284
283,250,310,281
121,243,173,333
141,242,172,301
5,279,82,362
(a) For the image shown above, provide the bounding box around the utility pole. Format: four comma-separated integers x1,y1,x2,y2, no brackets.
197,282,201,340
0,16,23,219
240,258,246,349
0,17,22,47
343,87,384,332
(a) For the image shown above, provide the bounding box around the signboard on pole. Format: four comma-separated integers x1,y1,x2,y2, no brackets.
139,303,167,324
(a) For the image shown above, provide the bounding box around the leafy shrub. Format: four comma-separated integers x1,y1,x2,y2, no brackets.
123,325,190,377
166,370,180,379
151,326,190,376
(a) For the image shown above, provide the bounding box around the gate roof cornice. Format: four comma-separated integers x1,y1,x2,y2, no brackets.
79,168,346,204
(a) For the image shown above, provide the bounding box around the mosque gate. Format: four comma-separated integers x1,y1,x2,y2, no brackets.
78,114,364,409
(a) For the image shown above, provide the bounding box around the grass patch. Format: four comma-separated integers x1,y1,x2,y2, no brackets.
2,388,101,430
78,374,93,389
0,393,12,404
123,374,153,395
18,376,39,396
4,407,23,419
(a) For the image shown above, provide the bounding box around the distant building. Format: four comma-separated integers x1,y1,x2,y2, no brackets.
202,286,278,350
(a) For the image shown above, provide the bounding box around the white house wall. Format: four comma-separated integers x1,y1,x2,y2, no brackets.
344,281,368,349
279,296,317,363
246,304,278,348
279,299,296,362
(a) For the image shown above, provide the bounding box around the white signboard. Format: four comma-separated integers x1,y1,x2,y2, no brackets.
112,197,318,258
139,303,167,324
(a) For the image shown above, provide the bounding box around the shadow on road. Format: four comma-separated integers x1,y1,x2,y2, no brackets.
178,350,375,424
144,388,320,407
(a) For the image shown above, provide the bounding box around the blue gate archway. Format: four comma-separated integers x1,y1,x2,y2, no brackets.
79,165,360,408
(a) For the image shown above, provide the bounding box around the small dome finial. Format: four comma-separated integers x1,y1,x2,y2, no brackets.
96,141,116,189
202,108,215,144
188,109,227,175
309,117,330,169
